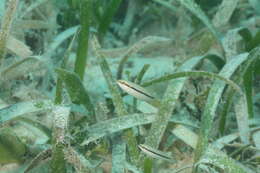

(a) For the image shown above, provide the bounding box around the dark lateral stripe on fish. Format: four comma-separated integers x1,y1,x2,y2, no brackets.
118,81,155,99
138,145,172,160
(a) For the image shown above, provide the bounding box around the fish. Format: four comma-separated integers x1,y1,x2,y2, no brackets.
117,80,155,102
138,144,174,162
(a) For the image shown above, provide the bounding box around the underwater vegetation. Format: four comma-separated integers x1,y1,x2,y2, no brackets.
0,0,260,172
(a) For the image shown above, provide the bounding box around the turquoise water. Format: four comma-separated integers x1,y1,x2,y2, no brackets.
0,0,259,172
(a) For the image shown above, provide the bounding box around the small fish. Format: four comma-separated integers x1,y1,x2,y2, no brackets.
117,80,155,102
138,144,174,162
